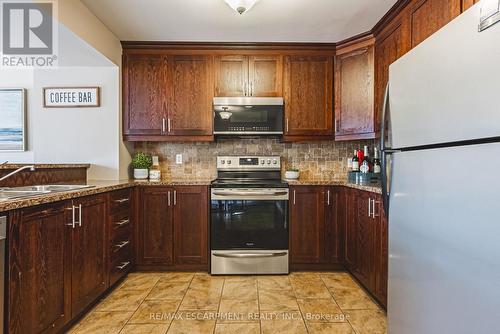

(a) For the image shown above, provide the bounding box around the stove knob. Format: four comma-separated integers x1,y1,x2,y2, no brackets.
267,159,271,165
221,160,225,164
273,159,278,165
260,160,265,165
227,160,232,165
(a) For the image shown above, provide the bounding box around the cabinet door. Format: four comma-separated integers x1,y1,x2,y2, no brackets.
215,55,248,96
123,53,168,135
335,45,375,139
8,203,72,334
173,186,209,265
409,0,461,48
169,55,214,136
290,186,327,264
71,195,107,316
139,187,174,265
354,192,375,291
375,20,410,131
284,56,334,137
325,187,342,264
344,188,357,271
461,0,479,11
248,55,283,97
374,196,388,307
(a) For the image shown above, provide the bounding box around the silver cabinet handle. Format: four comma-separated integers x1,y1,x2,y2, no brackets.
114,198,129,203
173,190,177,206
244,82,247,96
78,204,82,226
167,191,171,206
368,198,372,217
116,261,130,270
372,199,379,219
250,81,254,96
114,240,130,251
167,118,171,132
115,219,129,227
286,118,289,133
212,191,288,197
67,206,76,228
162,118,166,133
213,252,287,259
293,190,296,205
327,190,331,206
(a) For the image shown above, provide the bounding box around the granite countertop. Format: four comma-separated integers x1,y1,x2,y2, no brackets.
0,163,91,170
0,177,380,212
0,179,214,212
286,179,382,194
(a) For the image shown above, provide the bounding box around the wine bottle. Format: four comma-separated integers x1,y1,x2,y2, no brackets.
373,148,381,174
360,146,371,173
352,150,360,172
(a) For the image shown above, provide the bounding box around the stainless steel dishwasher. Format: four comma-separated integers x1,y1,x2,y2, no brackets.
0,216,5,334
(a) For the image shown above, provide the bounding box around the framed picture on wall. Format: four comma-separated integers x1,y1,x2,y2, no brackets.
0,88,27,151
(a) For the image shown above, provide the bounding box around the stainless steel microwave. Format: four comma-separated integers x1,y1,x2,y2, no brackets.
213,97,284,136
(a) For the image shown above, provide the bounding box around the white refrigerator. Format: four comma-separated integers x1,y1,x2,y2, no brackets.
381,2,500,334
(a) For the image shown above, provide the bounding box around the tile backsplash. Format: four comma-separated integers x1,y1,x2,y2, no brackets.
134,138,375,181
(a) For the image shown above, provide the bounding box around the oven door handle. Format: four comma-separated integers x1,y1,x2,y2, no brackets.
212,252,288,258
212,191,288,197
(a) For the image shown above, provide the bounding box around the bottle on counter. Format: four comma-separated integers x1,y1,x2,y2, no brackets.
373,147,381,174
357,148,364,167
149,156,161,181
352,150,360,172
360,145,371,173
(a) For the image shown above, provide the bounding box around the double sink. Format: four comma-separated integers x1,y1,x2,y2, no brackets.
0,185,95,201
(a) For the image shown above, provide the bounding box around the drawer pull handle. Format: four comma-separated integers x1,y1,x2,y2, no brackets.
115,219,130,227
114,240,130,250
114,198,129,204
116,261,130,270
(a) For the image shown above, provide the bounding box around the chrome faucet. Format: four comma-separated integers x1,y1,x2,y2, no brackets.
0,165,36,182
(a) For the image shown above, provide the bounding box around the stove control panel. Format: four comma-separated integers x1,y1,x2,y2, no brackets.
217,156,281,170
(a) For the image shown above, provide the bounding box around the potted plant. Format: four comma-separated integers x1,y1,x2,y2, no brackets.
132,152,152,179
285,168,300,180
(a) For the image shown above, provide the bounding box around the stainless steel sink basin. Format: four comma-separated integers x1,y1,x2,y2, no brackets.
0,185,95,201
7,185,95,192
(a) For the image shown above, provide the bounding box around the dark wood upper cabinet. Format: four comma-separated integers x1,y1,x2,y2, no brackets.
123,53,167,135
70,195,107,316
335,39,375,140
409,0,461,48
173,186,208,265
138,187,174,266
290,186,327,264
248,56,283,97
284,55,334,139
8,202,72,334
169,55,214,136
215,55,248,97
215,54,282,97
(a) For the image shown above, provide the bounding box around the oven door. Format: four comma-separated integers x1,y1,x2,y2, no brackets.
213,97,283,135
210,188,289,250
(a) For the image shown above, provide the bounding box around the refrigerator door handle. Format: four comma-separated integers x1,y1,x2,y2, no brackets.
380,82,390,152
381,150,395,216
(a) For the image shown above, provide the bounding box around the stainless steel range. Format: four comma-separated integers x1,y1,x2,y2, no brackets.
210,156,289,275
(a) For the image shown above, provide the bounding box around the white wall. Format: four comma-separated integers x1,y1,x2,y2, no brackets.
0,1,130,180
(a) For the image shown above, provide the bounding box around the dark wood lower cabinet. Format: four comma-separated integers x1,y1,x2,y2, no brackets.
173,186,208,265
137,185,209,270
8,202,72,334
290,186,342,268
70,194,108,317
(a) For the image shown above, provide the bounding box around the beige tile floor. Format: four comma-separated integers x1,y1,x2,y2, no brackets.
68,272,386,334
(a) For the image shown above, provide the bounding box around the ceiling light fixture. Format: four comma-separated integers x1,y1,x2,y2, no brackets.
223,0,260,14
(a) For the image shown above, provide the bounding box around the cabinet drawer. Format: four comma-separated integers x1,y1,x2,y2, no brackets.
110,211,132,235
109,188,132,213
109,252,132,286
110,231,132,260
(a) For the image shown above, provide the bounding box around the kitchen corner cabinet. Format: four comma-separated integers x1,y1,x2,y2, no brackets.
283,56,334,140
137,185,208,270
343,187,388,308
215,55,282,97
335,39,376,140
123,51,214,141
290,186,341,267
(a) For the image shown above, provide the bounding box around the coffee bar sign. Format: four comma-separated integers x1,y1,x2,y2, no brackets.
43,87,100,108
